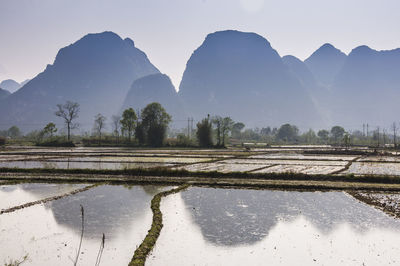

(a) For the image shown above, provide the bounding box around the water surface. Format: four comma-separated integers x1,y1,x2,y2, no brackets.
0,185,167,265
148,187,400,265
0,160,175,170
0,183,86,211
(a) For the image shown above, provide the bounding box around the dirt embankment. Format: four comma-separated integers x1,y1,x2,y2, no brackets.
349,192,400,219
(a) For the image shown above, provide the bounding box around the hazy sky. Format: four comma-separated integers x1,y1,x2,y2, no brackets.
0,0,399,89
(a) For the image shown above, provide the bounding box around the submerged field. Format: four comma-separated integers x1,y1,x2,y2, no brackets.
0,145,399,177
1,182,400,265
1,146,400,265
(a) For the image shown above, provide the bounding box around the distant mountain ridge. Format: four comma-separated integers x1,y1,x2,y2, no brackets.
328,46,400,127
179,30,321,128
282,55,317,90
304,43,347,87
121,73,185,124
282,55,332,127
0,31,159,131
0,88,10,100
0,79,21,93
1,30,400,132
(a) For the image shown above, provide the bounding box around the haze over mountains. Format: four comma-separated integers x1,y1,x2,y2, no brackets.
0,88,10,100
179,30,320,128
122,73,185,124
0,79,22,93
0,32,159,131
329,46,400,127
304,44,347,88
0,30,399,132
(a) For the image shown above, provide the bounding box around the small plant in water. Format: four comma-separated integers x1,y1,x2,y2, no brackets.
95,233,105,266
69,205,106,266
71,205,84,266
4,254,28,266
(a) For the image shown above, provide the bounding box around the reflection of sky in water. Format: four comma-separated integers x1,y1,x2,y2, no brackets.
45,185,166,238
180,188,400,246
149,188,400,266
0,185,164,265
0,183,86,210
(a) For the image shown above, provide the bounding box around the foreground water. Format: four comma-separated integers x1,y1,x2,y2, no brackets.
2,184,400,265
0,184,167,265
148,188,400,266
0,183,87,211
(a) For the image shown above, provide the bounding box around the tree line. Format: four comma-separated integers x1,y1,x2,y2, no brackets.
1,101,400,149
229,123,397,147
52,101,171,147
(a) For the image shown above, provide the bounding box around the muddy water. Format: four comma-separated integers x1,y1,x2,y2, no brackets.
0,183,87,211
0,185,167,265
179,162,269,173
148,188,400,266
346,162,400,176
46,156,211,164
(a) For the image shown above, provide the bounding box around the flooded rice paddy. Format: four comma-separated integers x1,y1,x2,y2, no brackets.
0,160,176,170
252,165,344,175
345,162,400,176
148,187,400,266
0,183,86,211
1,146,400,176
0,184,170,265
1,183,400,265
2,147,400,264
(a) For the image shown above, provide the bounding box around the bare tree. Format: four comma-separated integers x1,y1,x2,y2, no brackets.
111,115,121,143
391,122,397,147
55,101,80,141
93,113,106,141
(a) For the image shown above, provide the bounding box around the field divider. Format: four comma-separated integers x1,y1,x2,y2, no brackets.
247,164,278,173
330,156,362,175
0,183,99,215
129,184,190,266
236,157,356,162
169,150,257,171
166,156,234,170
1,172,400,191
2,164,400,185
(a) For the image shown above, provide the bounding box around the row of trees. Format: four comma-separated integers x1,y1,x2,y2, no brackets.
196,115,243,147
115,103,171,146
51,101,171,146
228,123,398,147
195,121,350,147
229,124,348,144
0,126,21,139
3,100,399,149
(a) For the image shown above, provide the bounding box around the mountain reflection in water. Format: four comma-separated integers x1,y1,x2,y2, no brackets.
44,185,163,238
181,188,400,246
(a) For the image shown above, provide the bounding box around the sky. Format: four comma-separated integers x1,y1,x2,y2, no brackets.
0,0,399,90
